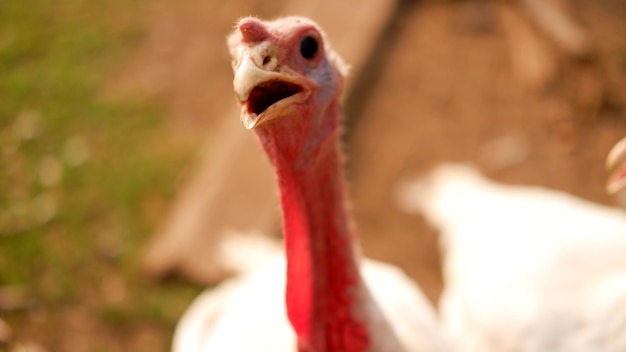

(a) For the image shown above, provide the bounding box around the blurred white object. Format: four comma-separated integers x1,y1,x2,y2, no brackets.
173,255,447,352
213,230,282,275
397,163,626,352
606,137,626,198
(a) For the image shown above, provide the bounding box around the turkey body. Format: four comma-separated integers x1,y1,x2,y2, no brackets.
174,256,447,352
398,163,626,352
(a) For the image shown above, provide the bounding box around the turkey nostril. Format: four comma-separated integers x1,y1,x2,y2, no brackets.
262,56,271,67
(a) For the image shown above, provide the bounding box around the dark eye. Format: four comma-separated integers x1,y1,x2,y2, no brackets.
300,36,318,60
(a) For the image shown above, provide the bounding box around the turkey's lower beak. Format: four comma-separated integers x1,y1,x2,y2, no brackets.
606,137,626,194
233,54,304,130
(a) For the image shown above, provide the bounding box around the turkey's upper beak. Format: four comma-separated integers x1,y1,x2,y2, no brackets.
233,49,305,130
606,137,626,194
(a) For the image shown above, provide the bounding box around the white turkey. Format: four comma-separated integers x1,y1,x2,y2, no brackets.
173,16,449,352
397,161,626,352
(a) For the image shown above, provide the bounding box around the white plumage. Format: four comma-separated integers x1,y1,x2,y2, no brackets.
398,163,626,352
173,234,448,351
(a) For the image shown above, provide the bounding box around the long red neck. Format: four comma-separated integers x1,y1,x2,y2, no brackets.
255,101,370,351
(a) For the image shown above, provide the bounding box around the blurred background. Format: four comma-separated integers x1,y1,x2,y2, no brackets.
1,0,625,350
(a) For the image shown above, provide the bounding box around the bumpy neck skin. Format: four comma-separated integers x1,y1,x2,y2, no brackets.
255,100,375,351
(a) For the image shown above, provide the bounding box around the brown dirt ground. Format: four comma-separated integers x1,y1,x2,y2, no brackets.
11,0,626,350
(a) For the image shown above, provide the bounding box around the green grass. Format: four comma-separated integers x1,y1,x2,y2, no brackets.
0,0,199,348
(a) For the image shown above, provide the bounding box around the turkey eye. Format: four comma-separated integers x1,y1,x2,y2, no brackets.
300,36,318,60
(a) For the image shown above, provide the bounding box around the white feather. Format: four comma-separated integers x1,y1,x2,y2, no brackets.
214,230,282,275
397,163,626,352
173,253,449,351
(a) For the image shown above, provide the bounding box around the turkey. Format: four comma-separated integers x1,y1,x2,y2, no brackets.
397,162,626,352
607,137,626,195
173,16,449,352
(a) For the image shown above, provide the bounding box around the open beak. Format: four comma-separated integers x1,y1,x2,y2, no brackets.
233,51,304,130
606,137,626,194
